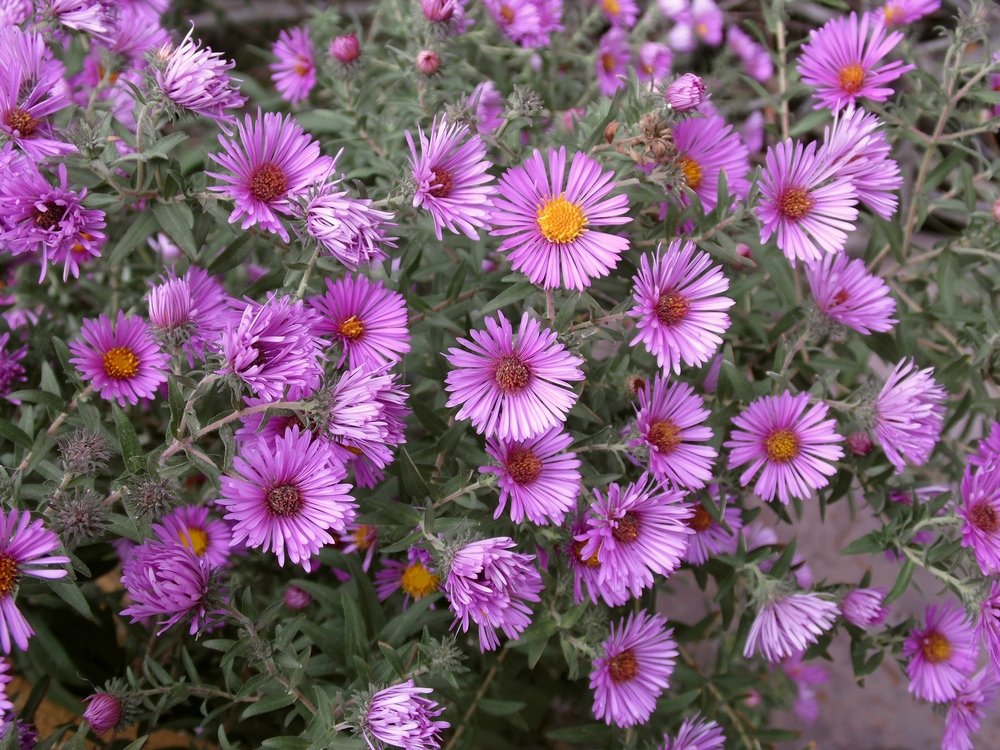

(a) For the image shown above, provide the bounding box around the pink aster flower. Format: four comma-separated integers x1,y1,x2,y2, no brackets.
421,0,473,35
683,494,742,565
147,266,230,366
362,681,449,750
0,333,26,402
154,28,246,121
756,139,859,265
0,0,31,26
728,26,773,82
207,110,334,241
284,585,311,609
958,464,1000,575
340,524,378,571
667,0,723,51
270,26,315,104
672,113,751,213
943,669,998,750
725,392,844,504
596,28,630,96
632,376,716,489
577,474,693,598
82,691,123,734
491,146,630,290
298,180,396,270
329,33,360,65
218,426,357,571
879,0,940,26
637,42,673,83
518,0,563,49
0,60,73,160
153,506,232,570
904,601,977,703
659,713,726,750
805,254,897,334
872,358,946,473
484,0,540,46
0,509,69,653
375,547,441,606
468,81,504,133
309,274,410,370
744,591,838,663
480,427,581,525
567,515,629,607
841,587,889,628
598,0,638,29
591,609,678,727
40,0,111,36
970,422,1000,471
444,536,543,652
68,311,169,408
444,311,584,441
976,580,1000,681
665,73,706,111
782,651,830,725
797,12,914,111
406,117,495,241
629,240,734,374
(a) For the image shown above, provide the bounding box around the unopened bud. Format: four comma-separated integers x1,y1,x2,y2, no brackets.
416,49,440,76
47,487,112,548
666,73,705,112
625,375,646,396
83,693,123,734
330,33,360,65
847,431,874,456
284,585,312,610
421,0,455,23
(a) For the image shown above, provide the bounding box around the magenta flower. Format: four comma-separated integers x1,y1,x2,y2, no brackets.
591,609,677,727
82,692,123,734
406,117,495,241
598,0,638,29
872,358,946,473
0,509,69,653
596,28,630,96
629,240,734,374
727,26,773,82
299,181,396,270
153,506,232,570
0,60,73,160
154,29,246,121
797,12,914,111
340,524,378,571
0,332,27,402
444,311,584,441
782,651,830,725
68,312,169,408
40,0,111,36
483,0,539,46
0,657,11,715
375,547,441,606
725,392,844,504
683,496,742,565
491,146,630,290
362,681,449,750
329,33,360,65
744,591,838,663
422,0,473,34
841,587,889,628
632,376,716,489
480,427,581,525
756,139,859,265
637,42,672,83
665,73,705,111
659,713,726,750
958,464,1000,575
207,110,334,241
147,266,230,366
970,422,1000,471
943,669,998,750
879,0,940,26
904,601,977,703
673,113,751,213
468,81,505,133
283,585,311,609
577,474,693,598
218,426,357,570
519,0,564,48
806,254,897,334
567,516,629,607
270,26,315,104
444,537,543,652
975,580,1000,684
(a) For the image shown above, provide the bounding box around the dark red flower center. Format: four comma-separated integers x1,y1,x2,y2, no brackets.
505,446,543,484
266,483,304,517
499,4,515,23
688,505,714,533
833,288,850,306
0,553,18,598
970,502,1000,534
777,187,814,222
648,419,682,454
249,162,288,203
837,64,866,95
612,511,640,543
494,355,531,393
601,53,616,73
655,290,690,327
5,108,38,137
607,648,639,683
919,631,952,664
428,166,454,198
34,202,67,230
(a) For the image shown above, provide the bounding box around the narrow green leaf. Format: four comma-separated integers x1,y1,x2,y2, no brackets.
884,558,915,605
108,211,159,266
151,201,197,257
0,420,32,451
113,404,143,472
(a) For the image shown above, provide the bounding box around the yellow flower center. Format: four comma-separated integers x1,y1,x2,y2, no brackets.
837,64,867,95
695,22,709,37
765,429,800,463
572,539,601,568
647,419,682,454
401,562,440,599
920,632,952,664
607,648,639,683
536,195,587,244
777,187,814,221
337,315,366,342
102,346,140,380
883,5,902,25
679,156,703,191
180,527,209,557
352,525,376,550
600,52,616,73
293,57,311,76
0,553,19,598
601,0,621,16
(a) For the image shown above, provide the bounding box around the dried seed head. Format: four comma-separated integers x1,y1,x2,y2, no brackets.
58,428,113,475
47,487,112,548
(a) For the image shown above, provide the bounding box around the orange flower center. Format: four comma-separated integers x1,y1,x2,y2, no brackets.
655,290,691,327
352,525,376,549
837,64,867,95
337,315,366,342
607,648,639,683
648,419,682,454
5,108,38,137
920,632,952,664
499,5,515,22
0,553,19,598
102,346,140,380
765,429,800,463
601,0,621,15
679,156,703,191
688,505,714,533
571,539,601,568
401,562,440,599
179,527,209,557
601,52,616,73
777,187,814,221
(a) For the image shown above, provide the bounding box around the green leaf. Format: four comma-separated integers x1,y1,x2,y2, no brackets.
143,131,189,160
240,690,297,719
0,420,32,451
399,448,431,501
108,211,159,266
478,699,525,717
480,282,535,314
6,390,64,412
46,579,94,619
884,558,915,605
152,201,197,257
113,404,143,473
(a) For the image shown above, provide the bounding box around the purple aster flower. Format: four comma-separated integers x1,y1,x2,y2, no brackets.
147,266,230,366
444,536,543,652
725,391,844,504
958,464,1000,575
340,523,378,571
415,49,440,76
782,651,830,725
218,426,357,571
68,312,169,408
904,601,977,703
207,110,334,241
683,494,742,565
361,681,449,750
672,113,751,213
82,692,123,734
744,591,837,663
805,254,897,334
970,422,1000,471
637,42,673,84
756,139,859,265
308,274,410,370
0,659,12,715
491,146,630,290
841,587,889,628
0,58,73,160
0,0,31,26
444,311,584,441
270,26,315,104
591,609,678,727
629,240,734,374
797,12,914,111
659,713,726,750
153,28,246,121
0,333,26,402
484,0,540,46
421,0,473,34
632,376,716,489
976,580,1000,683
598,0,638,29
375,547,440,606
480,427,581,525
943,669,998,750
406,117,495,241
216,293,327,401
596,28,630,96
318,364,396,444
153,506,232,570
120,539,222,635
40,0,111,36
468,81,504,133
577,474,693,598
728,26,773,82
879,0,940,26
665,73,706,111
298,180,396,270
567,516,629,607
517,0,564,49
0,509,69,652
872,358,946,473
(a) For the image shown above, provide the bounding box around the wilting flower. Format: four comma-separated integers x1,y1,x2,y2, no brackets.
360,681,449,750
491,146,630,290
480,427,581,525
878,0,940,26
629,241,734,374
375,548,441,606
943,669,998,750
444,311,584,441
958,464,1000,575
591,609,677,727
872,358,946,473
406,117,495,240
904,601,977,703
153,506,232,569
147,266,230,366
596,28,630,96
153,28,246,121
218,426,357,570
270,26,315,103
637,42,672,83
744,591,838,663
805,254,897,334
299,181,395,269
672,113,751,214
683,495,742,565
797,11,913,111
444,537,543,651
665,73,705,111
841,587,889,629
207,110,334,241
468,80,505,132
727,26,773,82
659,713,726,750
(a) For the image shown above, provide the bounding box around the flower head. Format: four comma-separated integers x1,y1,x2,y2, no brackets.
83,691,128,734
270,26,314,104
671,113,751,213
154,28,246,121
683,493,742,565
375,547,441,606
566,516,629,607
637,42,672,83
879,0,940,26
598,0,638,28
153,506,232,569
659,713,726,750
943,669,998,750
596,28,630,96
665,73,705,111
744,591,838,663
484,0,540,46
872,358,946,473
958,464,1000,575
975,580,1000,684
0,333,26,401
0,53,73,160
468,81,505,133
727,26,773,82
904,601,977,703
361,681,449,750
329,33,360,65
147,266,230,366
806,254,897,334
841,587,889,628
298,181,396,269
591,609,677,727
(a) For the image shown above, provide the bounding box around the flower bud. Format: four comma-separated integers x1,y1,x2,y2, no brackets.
666,73,705,111
284,585,312,609
841,587,889,629
83,693,123,734
847,431,874,456
416,50,440,76
330,33,360,65
603,121,619,143
992,197,1000,223
421,0,455,23
625,374,646,396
